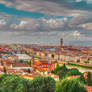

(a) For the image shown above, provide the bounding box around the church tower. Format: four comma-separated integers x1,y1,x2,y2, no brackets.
60,38,63,48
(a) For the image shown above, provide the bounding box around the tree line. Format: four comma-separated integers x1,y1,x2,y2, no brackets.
0,73,88,92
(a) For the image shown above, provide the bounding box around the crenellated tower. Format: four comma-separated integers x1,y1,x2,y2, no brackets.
60,38,63,48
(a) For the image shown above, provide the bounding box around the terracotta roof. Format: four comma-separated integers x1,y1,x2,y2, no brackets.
34,59,55,65
12,63,30,67
86,86,92,92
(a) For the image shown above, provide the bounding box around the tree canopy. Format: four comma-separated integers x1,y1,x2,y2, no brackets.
29,76,56,92
55,77,87,92
66,68,82,76
85,72,92,86
0,74,56,92
52,64,85,81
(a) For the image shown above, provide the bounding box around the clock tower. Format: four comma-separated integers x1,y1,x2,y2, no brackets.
60,38,63,48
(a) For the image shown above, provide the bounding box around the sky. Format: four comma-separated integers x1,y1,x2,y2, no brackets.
0,0,92,46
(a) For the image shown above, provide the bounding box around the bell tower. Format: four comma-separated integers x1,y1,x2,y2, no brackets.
60,38,63,48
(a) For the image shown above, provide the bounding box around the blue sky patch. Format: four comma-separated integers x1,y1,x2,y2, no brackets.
0,4,45,19
0,4,73,23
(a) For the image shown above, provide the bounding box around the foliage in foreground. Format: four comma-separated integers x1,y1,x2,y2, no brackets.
30,76,56,92
55,77,87,92
0,74,56,92
85,72,92,86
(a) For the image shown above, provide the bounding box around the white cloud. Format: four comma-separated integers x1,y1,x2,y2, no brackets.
41,18,66,30
86,0,92,3
78,22,92,30
0,1,13,7
10,19,40,30
0,0,92,27
0,0,87,16
68,10,92,29
0,0,92,45
76,0,82,2
10,17,68,31
0,0,71,16
0,20,7,28
72,30,81,37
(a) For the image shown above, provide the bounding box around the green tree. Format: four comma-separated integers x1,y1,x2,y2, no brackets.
0,74,56,92
1,61,4,66
52,64,61,74
77,59,80,63
83,60,89,64
29,76,56,92
66,68,85,83
58,70,67,79
55,77,87,92
27,68,31,73
61,64,68,71
52,64,68,74
0,74,32,92
0,74,19,91
58,64,68,79
28,61,31,66
66,68,82,76
20,60,24,63
86,72,92,86
14,78,29,92
52,64,69,79
51,54,55,59
3,67,7,74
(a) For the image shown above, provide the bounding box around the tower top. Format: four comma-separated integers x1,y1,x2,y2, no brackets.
60,38,63,48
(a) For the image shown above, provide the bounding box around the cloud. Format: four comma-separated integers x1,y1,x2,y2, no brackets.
10,17,69,31
0,0,92,28
0,0,74,17
0,11,92,33
68,10,92,30
87,0,92,4
78,22,92,30
0,0,91,16
76,0,82,3
0,0,92,45
10,19,40,30
0,20,7,28
0,0,92,27
0,12,71,32
72,30,81,37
